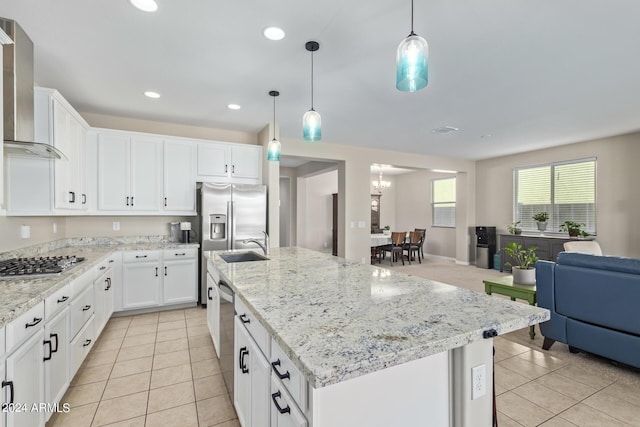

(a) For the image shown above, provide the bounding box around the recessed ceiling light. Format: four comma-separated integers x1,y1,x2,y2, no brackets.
227,104,241,110
130,0,158,12
144,91,160,98
431,126,459,134
263,27,285,41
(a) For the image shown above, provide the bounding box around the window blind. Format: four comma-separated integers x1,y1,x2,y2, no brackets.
432,177,456,227
514,159,596,233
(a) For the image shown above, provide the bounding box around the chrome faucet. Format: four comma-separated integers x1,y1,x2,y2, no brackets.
242,231,269,256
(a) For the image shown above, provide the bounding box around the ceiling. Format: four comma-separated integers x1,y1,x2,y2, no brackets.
3,1,640,160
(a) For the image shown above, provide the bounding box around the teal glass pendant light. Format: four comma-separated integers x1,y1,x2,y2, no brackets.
396,0,428,92
267,90,281,162
303,41,321,142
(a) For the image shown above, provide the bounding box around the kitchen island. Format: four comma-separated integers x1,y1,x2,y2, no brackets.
206,247,549,427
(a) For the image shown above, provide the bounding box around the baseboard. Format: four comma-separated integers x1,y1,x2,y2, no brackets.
424,252,471,266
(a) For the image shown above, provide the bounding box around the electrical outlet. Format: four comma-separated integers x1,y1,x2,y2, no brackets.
20,225,31,239
472,364,486,400
112,221,120,231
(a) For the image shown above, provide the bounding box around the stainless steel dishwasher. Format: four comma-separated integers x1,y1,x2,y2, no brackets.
218,280,235,401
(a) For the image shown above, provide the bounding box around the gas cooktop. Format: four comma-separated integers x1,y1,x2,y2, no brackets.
0,255,85,278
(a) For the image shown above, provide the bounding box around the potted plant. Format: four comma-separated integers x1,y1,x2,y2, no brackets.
559,221,589,238
507,221,522,235
532,212,549,232
503,242,538,285
383,225,391,236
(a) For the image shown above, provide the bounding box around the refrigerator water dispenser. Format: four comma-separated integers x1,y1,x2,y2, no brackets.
210,214,226,239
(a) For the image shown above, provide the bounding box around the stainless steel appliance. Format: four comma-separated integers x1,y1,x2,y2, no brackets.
198,183,267,304
0,255,85,278
218,279,235,401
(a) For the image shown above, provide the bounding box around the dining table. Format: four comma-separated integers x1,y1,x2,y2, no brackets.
370,233,392,264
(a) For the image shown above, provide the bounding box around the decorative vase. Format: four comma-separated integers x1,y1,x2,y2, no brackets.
514,228,522,235
383,229,391,236
536,222,547,232
512,267,536,285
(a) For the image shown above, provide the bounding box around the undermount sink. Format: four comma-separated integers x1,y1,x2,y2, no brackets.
220,251,269,263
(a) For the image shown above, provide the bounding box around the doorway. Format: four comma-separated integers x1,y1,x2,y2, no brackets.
279,176,291,247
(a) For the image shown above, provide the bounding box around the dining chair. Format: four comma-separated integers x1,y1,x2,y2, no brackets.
414,228,426,259
404,231,422,264
381,232,406,265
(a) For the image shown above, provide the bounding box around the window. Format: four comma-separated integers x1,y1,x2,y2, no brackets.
514,158,596,233
432,177,456,227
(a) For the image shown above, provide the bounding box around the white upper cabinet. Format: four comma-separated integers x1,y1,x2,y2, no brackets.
5,87,89,215
96,129,195,214
197,141,262,183
164,139,196,211
97,131,163,212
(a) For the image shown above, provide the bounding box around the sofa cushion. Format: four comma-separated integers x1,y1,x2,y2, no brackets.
555,263,640,336
557,252,640,275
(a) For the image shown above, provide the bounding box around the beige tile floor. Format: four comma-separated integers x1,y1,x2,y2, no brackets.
46,307,240,427
48,256,640,427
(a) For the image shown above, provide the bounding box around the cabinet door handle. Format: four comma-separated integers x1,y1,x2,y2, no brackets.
271,391,291,414
155,267,158,277
51,333,59,353
175,252,186,256
83,339,92,347
207,287,213,300
57,295,69,303
271,359,291,380
239,347,249,374
232,165,235,174
43,339,53,361
126,196,130,206
225,164,228,173
69,191,76,203
135,255,148,258
105,277,111,291
164,266,167,276
239,314,250,324
82,193,87,204
100,265,107,270
109,259,115,263
131,196,134,206
25,317,42,328
82,305,92,311
164,197,167,207
2,380,14,405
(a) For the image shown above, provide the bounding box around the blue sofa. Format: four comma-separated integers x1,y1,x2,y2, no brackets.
536,252,640,368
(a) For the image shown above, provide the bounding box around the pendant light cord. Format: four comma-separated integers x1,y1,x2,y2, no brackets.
410,0,415,36
272,95,276,140
310,51,314,110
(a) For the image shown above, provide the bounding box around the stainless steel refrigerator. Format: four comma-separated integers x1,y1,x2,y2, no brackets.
198,182,267,304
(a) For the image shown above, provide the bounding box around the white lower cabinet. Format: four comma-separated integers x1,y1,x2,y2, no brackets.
43,307,69,420
234,317,270,427
162,249,197,305
4,329,45,427
270,375,307,427
120,249,197,311
94,262,115,335
69,316,96,378
122,251,162,310
206,273,221,358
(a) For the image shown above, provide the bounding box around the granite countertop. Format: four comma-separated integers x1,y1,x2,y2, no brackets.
0,237,199,329
207,247,550,389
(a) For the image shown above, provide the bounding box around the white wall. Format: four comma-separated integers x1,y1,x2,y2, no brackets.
297,170,338,253
476,132,640,258
279,166,298,247
393,170,458,259
277,139,476,263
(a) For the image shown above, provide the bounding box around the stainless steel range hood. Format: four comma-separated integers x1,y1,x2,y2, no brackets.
1,18,66,160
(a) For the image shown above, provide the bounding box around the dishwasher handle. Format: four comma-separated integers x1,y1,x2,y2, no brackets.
218,281,234,302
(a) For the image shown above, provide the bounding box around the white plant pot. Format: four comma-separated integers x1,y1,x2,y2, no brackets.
512,267,536,285
383,230,391,236
536,221,547,232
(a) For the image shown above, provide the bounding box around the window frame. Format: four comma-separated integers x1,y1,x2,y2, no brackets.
513,157,597,234
432,177,456,228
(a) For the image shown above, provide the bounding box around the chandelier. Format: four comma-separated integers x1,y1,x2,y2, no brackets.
372,172,391,193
